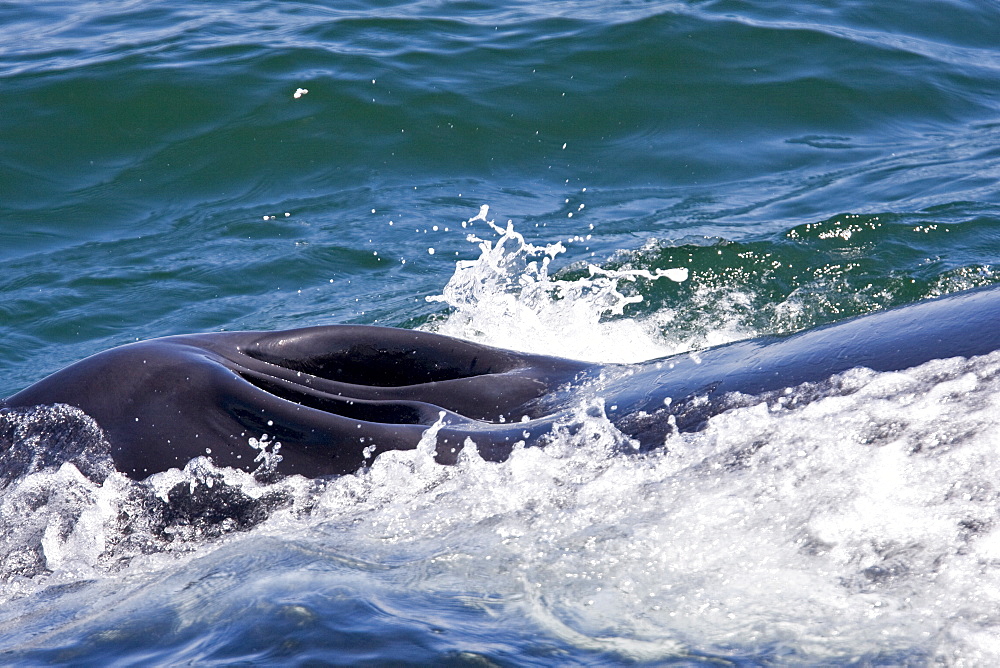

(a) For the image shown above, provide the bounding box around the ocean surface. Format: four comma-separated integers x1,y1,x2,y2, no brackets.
3,0,1000,664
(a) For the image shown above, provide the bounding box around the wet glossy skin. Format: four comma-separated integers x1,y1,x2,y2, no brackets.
4,284,1000,479
2,326,591,478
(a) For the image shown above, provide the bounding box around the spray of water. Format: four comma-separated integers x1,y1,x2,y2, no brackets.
2,210,1000,664
424,207,689,362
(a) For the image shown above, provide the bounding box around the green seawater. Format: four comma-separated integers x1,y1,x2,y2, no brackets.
2,0,1000,664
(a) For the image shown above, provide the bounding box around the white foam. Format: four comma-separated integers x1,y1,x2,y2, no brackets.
424,214,692,362
290,350,1000,663
3,213,1000,662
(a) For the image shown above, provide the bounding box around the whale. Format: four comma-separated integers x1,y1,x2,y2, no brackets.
3,283,1000,480
0,327,592,479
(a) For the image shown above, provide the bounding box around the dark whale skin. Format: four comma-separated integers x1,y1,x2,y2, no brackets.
4,283,1000,479
2,326,591,478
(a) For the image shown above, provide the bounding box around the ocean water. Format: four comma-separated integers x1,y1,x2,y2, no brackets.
3,0,1000,664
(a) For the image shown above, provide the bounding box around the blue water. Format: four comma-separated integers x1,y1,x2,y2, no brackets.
3,0,1000,664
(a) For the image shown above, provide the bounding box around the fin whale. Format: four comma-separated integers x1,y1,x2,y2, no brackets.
3,284,1000,480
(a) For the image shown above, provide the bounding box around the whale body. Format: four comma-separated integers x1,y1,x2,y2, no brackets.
3,284,1000,480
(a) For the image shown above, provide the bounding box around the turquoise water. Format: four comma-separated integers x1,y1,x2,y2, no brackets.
3,0,1000,664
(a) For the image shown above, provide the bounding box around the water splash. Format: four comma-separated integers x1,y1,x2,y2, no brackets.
298,350,1000,664
4,214,1000,664
425,209,689,362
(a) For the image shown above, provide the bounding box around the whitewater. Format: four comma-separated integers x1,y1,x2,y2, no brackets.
2,215,1000,665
